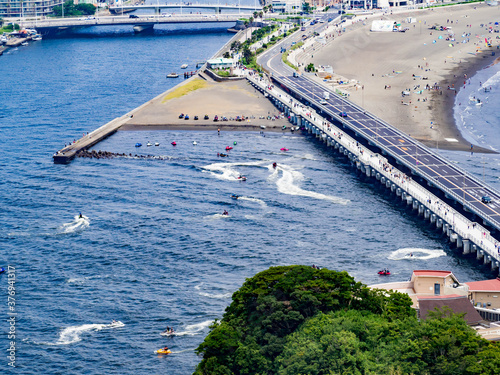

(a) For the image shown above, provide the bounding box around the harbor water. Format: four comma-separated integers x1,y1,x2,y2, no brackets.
1,23,500,374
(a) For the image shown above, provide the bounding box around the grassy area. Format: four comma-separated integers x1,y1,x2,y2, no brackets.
282,50,298,71
162,78,208,102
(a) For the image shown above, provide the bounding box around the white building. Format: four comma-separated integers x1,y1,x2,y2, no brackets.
207,58,234,69
271,0,302,14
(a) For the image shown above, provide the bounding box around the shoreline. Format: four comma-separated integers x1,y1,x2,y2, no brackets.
434,50,499,153
305,3,500,153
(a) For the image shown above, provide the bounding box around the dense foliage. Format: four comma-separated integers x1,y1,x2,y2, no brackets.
194,266,500,375
53,1,96,17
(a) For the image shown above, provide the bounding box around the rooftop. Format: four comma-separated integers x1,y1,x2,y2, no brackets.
413,270,453,278
465,278,500,292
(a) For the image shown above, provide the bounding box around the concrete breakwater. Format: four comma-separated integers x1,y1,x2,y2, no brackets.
247,73,500,274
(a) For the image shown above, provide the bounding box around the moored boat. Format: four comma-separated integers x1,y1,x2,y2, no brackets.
181,64,188,69
167,72,179,78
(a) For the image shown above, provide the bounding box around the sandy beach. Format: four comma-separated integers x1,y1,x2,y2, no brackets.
120,76,290,132
304,3,500,152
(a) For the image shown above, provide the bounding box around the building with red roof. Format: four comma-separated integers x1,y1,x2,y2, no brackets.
465,278,500,309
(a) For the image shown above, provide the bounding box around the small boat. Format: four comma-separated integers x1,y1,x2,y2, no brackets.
155,142,160,146
147,141,153,147
181,64,188,69
378,270,391,276
155,348,172,355
260,125,266,129
167,73,179,78
280,148,289,152
135,143,142,147
32,34,42,41
0,267,5,274
225,146,233,151
231,194,239,199
193,141,198,145
171,141,177,146
21,41,28,46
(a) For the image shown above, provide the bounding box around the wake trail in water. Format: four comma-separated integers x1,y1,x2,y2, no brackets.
388,248,447,260
201,160,266,181
171,320,213,337
195,283,232,299
238,196,267,208
274,165,349,205
39,321,125,346
57,215,90,235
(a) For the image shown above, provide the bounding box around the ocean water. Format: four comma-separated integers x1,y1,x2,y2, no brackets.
1,24,500,374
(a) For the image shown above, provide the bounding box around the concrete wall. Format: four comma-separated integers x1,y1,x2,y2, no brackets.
471,291,500,309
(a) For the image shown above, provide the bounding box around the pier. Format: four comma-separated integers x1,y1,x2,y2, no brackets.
246,73,500,275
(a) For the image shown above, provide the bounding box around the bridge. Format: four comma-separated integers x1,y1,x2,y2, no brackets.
20,14,251,33
255,18,500,272
109,3,261,14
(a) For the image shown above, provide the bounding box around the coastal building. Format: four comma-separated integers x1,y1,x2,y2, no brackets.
207,58,234,69
0,0,61,17
465,278,500,309
271,0,302,14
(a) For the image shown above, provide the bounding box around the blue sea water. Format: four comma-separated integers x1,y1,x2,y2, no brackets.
1,23,500,374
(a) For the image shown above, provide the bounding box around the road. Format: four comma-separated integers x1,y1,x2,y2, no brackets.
258,16,500,232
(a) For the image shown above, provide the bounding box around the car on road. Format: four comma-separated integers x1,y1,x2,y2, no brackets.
320,99,328,105
339,112,348,117
129,14,139,18
482,196,492,204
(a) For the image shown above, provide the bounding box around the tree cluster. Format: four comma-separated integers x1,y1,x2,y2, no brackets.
195,266,500,375
53,1,96,17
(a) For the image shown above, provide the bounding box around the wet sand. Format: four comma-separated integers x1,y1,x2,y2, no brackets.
307,3,500,152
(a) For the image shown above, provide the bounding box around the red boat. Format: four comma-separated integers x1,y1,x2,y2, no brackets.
378,270,391,276
280,148,289,152
226,146,233,151
171,141,177,146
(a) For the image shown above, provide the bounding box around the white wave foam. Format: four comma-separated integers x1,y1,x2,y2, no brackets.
275,166,349,205
171,348,197,354
238,196,267,208
57,215,90,235
198,291,232,299
201,160,265,181
205,213,230,220
480,70,500,90
388,248,447,260
43,321,124,346
173,320,213,337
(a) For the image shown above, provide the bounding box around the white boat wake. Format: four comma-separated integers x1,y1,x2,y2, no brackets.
57,215,90,235
388,248,447,260
41,321,124,346
169,320,213,337
274,165,349,205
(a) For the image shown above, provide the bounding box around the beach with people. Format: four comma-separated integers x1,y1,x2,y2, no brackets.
304,3,500,152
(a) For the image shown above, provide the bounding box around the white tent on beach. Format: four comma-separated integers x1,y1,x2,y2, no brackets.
371,20,396,32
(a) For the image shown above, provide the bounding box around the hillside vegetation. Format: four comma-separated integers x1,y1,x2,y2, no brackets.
195,265,500,375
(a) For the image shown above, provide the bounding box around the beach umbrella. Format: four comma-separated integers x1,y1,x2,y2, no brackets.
438,35,443,39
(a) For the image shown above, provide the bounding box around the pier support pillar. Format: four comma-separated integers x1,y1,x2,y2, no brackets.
443,223,449,235
430,213,436,224
380,176,386,184
424,209,430,220
365,166,371,177
376,173,381,181
450,232,457,244
484,255,491,265
463,239,470,254
437,219,443,229
406,196,413,206
492,261,499,271
457,236,463,249
412,200,419,210
396,188,402,197
477,249,484,260
418,204,424,216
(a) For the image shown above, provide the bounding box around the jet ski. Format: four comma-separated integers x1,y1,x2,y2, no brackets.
171,142,177,146
237,176,247,181
378,270,391,276
147,141,153,147
231,194,239,199
222,210,229,216
0,267,5,274
272,162,277,169
193,141,198,145
135,143,142,147
218,153,228,157
160,329,175,337
280,148,289,152
226,146,233,151
155,348,172,355
155,142,160,146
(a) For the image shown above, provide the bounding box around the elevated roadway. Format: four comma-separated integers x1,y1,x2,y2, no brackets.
109,3,260,14
258,17,500,235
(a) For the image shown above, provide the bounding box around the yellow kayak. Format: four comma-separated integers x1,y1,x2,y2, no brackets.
156,349,172,355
